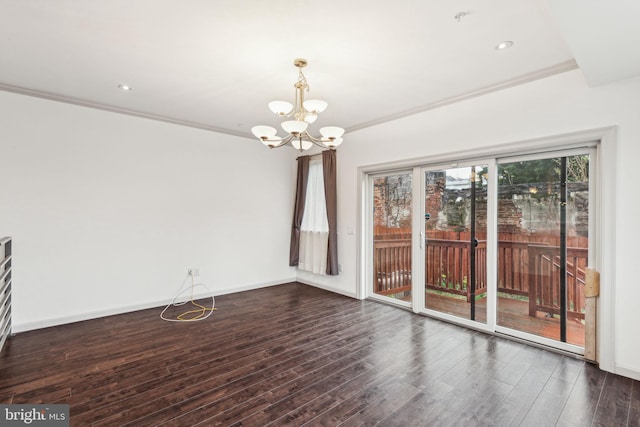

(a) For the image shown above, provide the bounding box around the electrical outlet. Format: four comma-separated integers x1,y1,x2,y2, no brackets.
187,268,193,276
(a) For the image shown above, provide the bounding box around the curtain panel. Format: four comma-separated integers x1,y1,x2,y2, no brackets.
322,150,339,275
289,156,310,266
299,160,329,274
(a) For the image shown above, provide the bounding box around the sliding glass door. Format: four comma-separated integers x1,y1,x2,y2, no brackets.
496,152,591,349
371,172,413,303
423,164,487,323
366,146,596,354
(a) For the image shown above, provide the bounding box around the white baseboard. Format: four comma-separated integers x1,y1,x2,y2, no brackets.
615,364,640,381
296,278,358,299
12,277,296,333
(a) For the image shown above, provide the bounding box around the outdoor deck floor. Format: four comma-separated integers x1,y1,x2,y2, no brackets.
426,292,585,347
385,291,585,348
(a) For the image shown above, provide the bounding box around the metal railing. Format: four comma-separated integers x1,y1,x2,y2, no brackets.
0,237,12,354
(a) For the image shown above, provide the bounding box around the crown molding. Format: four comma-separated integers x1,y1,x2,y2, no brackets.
0,58,578,139
0,82,249,139
346,59,579,133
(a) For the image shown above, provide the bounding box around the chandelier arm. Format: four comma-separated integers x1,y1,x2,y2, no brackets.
298,132,331,149
279,134,295,147
301,132,340,149
262,134,294,149
302,131,323,143
310,140,328,148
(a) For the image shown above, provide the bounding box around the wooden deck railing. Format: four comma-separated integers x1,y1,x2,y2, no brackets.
527,245,587,320
374,240,412,296
373,237,588,318
497,241,532,297
425,239,486,301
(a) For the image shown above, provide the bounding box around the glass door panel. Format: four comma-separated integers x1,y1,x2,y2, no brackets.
424,165,487,323
497,155,589,347
372,173,413,301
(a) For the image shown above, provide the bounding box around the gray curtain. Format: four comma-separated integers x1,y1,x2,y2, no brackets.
289,155,310,266
322,150,339,275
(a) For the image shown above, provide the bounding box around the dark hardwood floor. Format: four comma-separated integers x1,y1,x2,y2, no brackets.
0,282,638,426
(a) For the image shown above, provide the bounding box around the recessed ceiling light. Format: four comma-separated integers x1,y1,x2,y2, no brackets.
495,41,514,50
118,84,133,91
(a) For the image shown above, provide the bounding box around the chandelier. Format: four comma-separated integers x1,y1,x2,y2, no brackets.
251,58,345,151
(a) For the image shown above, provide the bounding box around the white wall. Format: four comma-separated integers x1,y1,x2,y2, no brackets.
0,91,296,331
298,69,640,379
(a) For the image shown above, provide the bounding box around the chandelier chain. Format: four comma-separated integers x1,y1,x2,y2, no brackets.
297,68,310,92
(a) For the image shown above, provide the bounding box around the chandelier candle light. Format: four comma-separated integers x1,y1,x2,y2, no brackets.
251,58,345,151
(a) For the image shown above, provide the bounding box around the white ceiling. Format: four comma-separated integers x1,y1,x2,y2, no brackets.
0,1,637,140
